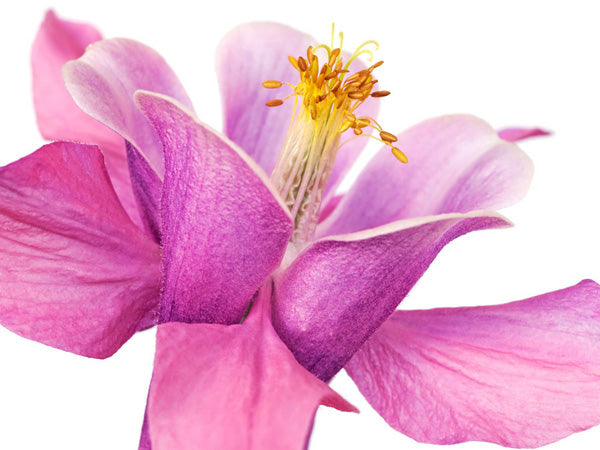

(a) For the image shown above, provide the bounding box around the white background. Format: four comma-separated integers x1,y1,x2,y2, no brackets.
1,0,599,449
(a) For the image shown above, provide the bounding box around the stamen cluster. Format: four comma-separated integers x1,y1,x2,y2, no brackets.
264,32,407,248
263,43,407,163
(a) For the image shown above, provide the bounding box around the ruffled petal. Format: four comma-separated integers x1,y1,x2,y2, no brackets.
216,22,313,174
498,127,550,142
346,280,600,448
135,91,293,325
0,142,161,357
272,211,510,381
32,10,140,226
318,115,533,236
146,286,356,450
63,38,194,177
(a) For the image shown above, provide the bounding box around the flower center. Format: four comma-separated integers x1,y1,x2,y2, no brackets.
265,27,407,248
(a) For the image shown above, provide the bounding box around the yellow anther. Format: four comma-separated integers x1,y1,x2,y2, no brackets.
369,60,384,71
331,79,342,92
380,131,398,143
392,147,408,163
329,48,341,66
307,46,315,64
310,61,319,80
348,91,365,100
345,72,362,83
310,103,318,120
371,90,390,98
339,120,353,133
297,56,308,72
316,73,326,89
262,80,283,89
265,99,284,107
324,71,338,81
288,56,300,71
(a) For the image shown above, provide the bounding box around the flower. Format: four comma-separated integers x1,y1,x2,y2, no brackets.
1,9,599,449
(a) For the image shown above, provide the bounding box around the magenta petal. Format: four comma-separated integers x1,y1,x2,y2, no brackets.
63,38,194,177
319,115,533,236
498,127,551,142
346,280,600,447
0,142,161,357
126,142,162,242
146,287,356,450
273,211,510,381
135,91,293,325
32,11,141,226
216,22,314,173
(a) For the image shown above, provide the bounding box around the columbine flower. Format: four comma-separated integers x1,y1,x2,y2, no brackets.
1,10,599,449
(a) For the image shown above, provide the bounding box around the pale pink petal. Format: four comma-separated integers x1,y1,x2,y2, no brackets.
32,10,141,226
319,115,533,236
319,194,343,222
216,22,378,187
273,211,510,381
216,22,314,173
147,287,356,450
135,91,293,325
498,127,550,142
33,10,103,143
0,142,161,357
346,280,600,447
63,38,194,177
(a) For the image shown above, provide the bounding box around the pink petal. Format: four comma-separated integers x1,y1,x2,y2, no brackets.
272,211,511,381
63,38,194,178
319,115,533,236
346,280,600,447
146,286,356,450
33,10,102,143
0,142,161,357
135,91,293,325
498,127,551,142
216,22,378,188
216,22,314,174
32,10,140,227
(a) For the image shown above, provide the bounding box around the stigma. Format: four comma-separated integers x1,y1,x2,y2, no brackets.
265,28,407,248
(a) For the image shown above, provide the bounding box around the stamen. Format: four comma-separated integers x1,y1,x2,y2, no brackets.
288,56,300,71
265,99,284,107
369,60,384,71
348,91,366,100
262,80,283,89
371,90,390,97
306,46,314,64
392,147,408,163
379,131,398,142
297,56,308,72
265,26,406,247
